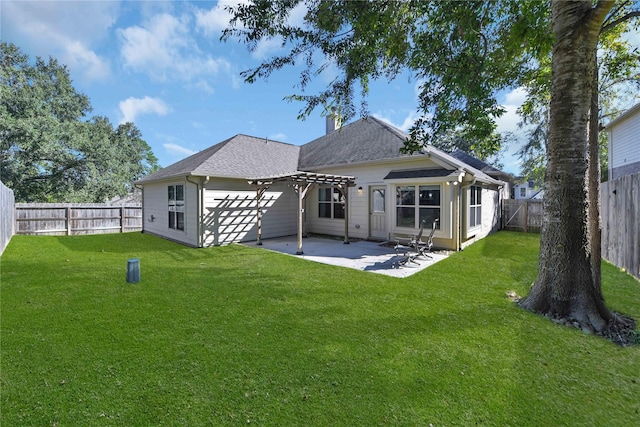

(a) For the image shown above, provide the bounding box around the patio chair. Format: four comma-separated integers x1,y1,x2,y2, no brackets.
394,220,427,266
414,218,439,259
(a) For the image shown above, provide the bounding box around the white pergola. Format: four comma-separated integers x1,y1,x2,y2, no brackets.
248,171,356,255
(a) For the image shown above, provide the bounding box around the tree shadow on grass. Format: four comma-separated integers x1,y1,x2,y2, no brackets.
54,232,181,254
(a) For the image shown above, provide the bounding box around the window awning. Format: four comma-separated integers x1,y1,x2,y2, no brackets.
383,168,455,180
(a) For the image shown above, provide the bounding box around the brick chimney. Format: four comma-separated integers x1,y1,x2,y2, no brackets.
325,107,342,134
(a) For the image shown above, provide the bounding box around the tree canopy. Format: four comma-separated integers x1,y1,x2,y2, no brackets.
223,0,550,158
0,42,159,203
517,7,640,183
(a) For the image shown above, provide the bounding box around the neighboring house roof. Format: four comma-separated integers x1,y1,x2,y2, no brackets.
450,150,514,182
450,150,500,174
604,102,640,129
136,134,300,183
108,189,142,205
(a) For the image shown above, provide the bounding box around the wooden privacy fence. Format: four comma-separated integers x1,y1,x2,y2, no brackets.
502,199,543,233
15,203,142,236
601,173,639,279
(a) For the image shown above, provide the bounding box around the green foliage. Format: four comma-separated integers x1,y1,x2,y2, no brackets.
223,0,549,159
0,42,159,202
1,232,639,425
224,1,638,170
517,4,640,182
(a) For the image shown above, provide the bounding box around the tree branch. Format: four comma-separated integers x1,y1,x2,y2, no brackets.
601,11,640,33
592,0,617,26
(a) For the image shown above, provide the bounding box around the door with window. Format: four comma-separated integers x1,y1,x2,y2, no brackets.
369,186,387,240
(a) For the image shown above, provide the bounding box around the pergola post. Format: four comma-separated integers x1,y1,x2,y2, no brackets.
249,180,271,246
338,184,350,244
256,186,267,245
248,172,356,255
294,182,314,255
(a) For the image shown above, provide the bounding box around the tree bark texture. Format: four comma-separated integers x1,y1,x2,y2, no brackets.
520,0,614,333
588,54,603,296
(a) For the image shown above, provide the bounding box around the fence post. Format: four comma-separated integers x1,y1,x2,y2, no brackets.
523,201,528,233
120,206,125,233
66,206,72,235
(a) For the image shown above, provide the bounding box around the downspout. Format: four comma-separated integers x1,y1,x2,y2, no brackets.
186,175,209,248
134,183,143,233
458,177,476,251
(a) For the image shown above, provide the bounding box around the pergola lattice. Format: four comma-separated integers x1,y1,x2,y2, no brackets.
248,172,357,255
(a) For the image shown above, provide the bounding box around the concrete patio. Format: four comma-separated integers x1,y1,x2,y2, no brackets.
243,236,451,278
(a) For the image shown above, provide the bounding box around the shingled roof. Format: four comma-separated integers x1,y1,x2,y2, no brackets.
298,117,503,185
137,118,505,186
298,116,417,169
136,134,300,183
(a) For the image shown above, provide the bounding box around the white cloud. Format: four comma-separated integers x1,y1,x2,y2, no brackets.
495,87,528,135
118,13,230,87
196,1,307,59
163,142,197,157
64,41,111,82
373,110,420,133
119,96,170,125
251,37,285,60
495,87,532,175
195,1,245,36
2,1,117,82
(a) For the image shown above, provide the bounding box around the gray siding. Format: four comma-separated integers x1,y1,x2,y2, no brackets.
609,109,640,179
142,179,199,247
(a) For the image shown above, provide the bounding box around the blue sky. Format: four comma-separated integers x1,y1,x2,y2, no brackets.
0,1,590,175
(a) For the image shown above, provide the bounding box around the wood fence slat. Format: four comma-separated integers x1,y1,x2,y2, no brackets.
600,173,639,279
15,203,142,236
502,199,542,233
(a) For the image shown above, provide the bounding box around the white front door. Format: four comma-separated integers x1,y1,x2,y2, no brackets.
369,186,387,240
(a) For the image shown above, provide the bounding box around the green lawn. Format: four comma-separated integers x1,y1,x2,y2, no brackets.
1,231,639,426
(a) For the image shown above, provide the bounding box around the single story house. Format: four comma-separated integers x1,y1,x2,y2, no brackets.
606,102,640,180
135,117,507,252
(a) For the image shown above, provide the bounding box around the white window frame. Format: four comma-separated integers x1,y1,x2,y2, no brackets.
168,184,185,231
469,185,482,230
318,186,345,220
395,184,441,230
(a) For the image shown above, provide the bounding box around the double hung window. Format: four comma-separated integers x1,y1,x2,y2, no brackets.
168,184,185,231
318,187,345,219
469,186,482,228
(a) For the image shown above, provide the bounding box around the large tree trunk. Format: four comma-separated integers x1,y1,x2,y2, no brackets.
588,54,603,297
520,0,614,333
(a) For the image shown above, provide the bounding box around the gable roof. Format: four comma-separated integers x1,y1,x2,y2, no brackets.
300,117,503,185
298,116,417,169
136,134,300,183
